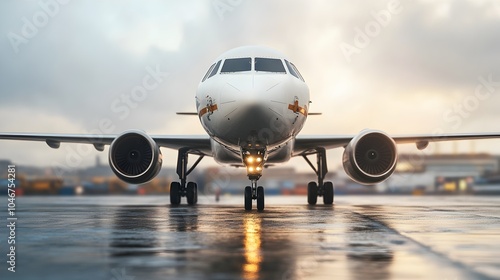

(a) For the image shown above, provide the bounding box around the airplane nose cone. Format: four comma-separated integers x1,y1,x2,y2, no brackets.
227,101,291,149
240,103,269,119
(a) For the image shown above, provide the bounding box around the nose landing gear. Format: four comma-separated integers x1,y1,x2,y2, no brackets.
244,180,265,211
243,151,265,211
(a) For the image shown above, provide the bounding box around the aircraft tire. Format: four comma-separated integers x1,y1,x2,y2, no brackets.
308,181,318,205
257,186,264,211
187,182,197,205
245,186,252,210
323,181,334,205
170,182,181,205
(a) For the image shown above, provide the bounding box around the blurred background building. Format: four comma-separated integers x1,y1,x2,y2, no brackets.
2,153,500,196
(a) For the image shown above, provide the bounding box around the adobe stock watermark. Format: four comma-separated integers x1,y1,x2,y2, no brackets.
7,0,71,54
391,74,500,182
441,74,500,131
339,0,403,63
51,64,169,177
212,0,245,21
109,65,169,121
258,118,287,145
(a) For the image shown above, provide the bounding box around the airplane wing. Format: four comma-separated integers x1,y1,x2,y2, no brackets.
0,133,212,155
3,131,500,156
293,132,500,155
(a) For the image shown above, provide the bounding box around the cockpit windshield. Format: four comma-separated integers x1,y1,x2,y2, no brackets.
208,60,221,79
202,62,216,82
201,60,221,82
204,57,304,81
285,60,305,81
221,58,252,73
255,58,286,73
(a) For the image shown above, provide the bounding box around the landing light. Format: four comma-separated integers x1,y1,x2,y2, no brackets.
256,157,262,163
247,156,254,164
256,166,262,171
248,167,255,173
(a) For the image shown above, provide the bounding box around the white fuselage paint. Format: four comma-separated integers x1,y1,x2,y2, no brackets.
195,46,310,165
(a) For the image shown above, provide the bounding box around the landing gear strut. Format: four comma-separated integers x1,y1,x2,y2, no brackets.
302,147,334,205
170,148,204,206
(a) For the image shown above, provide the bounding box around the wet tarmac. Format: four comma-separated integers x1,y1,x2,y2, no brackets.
1,195,500,280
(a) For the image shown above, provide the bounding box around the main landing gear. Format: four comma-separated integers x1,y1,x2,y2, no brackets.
170,148,204,206
302,147,334,205
243,151,265,211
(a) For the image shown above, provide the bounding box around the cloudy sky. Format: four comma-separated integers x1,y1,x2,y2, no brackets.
1,0,500,172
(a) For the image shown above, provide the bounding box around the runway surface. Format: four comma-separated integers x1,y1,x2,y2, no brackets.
1,195,500,280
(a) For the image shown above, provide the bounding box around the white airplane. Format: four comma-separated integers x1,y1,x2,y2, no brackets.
2,45,500,210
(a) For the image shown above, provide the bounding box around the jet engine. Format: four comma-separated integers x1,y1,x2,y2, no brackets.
342,130,397,185
109,130,162,185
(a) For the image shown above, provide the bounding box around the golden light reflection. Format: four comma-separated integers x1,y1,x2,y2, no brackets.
243,215,262,280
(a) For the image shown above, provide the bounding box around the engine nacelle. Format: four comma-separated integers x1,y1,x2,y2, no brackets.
109,130,162,185
342,130,397,185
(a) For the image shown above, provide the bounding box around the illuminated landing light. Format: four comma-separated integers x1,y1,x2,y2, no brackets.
248,167,255,173
256,157,262,163
247,156,254,164
256,166,262,172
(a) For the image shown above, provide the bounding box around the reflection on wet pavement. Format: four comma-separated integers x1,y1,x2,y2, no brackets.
346,213,394,280
243,215,262,280
0,196,499,279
